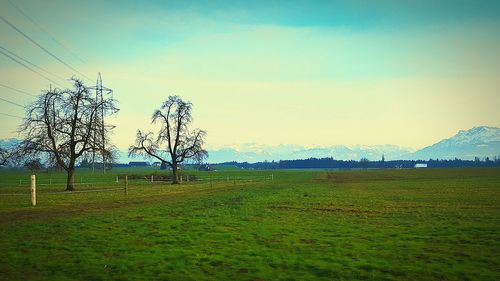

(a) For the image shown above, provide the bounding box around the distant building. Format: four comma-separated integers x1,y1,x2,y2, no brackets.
128,161,150,167
198,164,211,171
414,163,427,168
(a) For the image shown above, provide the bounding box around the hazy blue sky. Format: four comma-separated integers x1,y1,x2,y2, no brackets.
1,0,500,150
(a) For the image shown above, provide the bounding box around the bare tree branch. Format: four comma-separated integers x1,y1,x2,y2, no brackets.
17,78,118,191
130,95,207,184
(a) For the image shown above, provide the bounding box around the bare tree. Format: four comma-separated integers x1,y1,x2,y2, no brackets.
129,96,207,184
0,147,9,166
0,145,27,168
18,78,118,191
24,158,44,174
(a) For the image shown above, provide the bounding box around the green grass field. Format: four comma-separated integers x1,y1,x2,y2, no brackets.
0,168,499,280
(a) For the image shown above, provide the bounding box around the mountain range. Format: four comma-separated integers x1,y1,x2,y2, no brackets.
207,126,500,162
1,126,499,163
409,126,500,160
206,144,415,163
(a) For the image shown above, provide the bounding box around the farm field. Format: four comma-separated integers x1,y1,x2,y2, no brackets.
0,168,499,280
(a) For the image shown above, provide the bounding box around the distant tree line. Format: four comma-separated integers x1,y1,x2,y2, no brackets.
217,156,500,170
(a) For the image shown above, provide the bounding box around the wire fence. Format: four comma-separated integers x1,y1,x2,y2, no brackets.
1,174,273,185
0,174,275,200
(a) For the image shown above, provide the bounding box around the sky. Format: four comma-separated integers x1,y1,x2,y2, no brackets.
1,0,500,151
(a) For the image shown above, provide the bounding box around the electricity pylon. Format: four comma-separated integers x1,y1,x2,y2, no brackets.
89,73,113,173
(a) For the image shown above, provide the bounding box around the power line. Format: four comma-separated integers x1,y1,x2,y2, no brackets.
6,0,86,64
0,112,23,119
0,83,37,98
0,45,67,82
0,47,63,87
0,14,93,82
0,96,25,108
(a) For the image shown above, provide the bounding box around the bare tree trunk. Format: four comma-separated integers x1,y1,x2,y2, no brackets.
66,167,75,191
171,163,180,184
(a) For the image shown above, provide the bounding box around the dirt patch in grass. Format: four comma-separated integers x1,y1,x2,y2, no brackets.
318,168,500,184
268,205,382,217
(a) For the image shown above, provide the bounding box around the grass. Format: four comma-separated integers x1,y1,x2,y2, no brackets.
0,168,499,280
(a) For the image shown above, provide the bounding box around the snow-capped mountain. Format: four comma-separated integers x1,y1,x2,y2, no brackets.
2,126,499,163
0,138,21,151
409,126,500,160
207,143,414,163
208,126,500,162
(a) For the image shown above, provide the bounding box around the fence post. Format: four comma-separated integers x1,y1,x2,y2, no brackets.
124,175,128,196
179,175,183,184
151,175,154,183
271,174,274,181
186,175,190,182
30,174,36,206
115,176,118,183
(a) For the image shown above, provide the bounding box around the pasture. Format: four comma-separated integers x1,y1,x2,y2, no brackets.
0,167,499,280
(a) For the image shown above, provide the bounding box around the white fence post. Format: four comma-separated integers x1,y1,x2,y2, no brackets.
271,174,274,181
116,176,118,183
151,175,154,183
30,174,36,206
